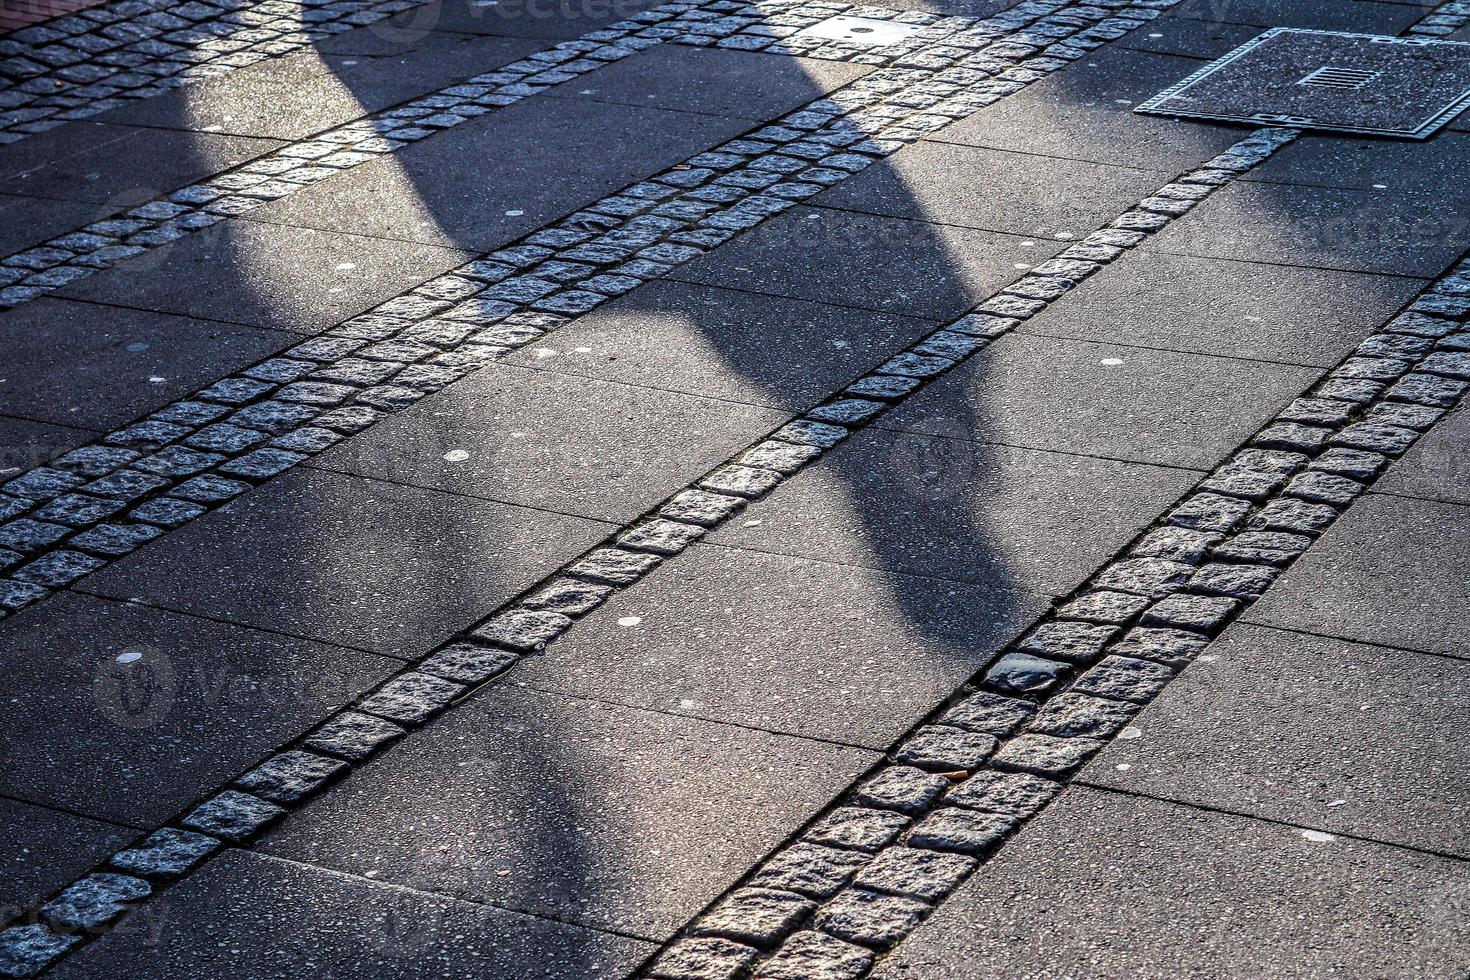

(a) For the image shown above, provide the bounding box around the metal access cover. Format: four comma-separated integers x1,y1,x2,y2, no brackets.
1136,29,1470,138
791,15,926,46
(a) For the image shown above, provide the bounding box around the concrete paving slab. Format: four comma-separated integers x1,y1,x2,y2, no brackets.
0,123,136,182
248,94,751,252
1093,622,1470,858
551,45,870,120
1245,132,1470,194
1171,0,1423,32
874,787,1470,979
858,0,1016,14
670,205,1057,321
0,193,109,256
927,48,1241,171
879,331,1318,469
395,0,667,40
101,33,543,140
260,685,878,939
0,797,133,913
707,427,1201,596
0,298,294,429
0,591,399,827
82,468,612,658
3,127,280,208
0,415,94,477
816,140,1170,240
1120,14,1259,60
50,850,655,979
504,279,938,410
312,361,790,524
1375,406,1470,505
1246,493,1470,659
58,218,474,335
1149,178,1470,278
1016,248,1425,367
515,542,1049,747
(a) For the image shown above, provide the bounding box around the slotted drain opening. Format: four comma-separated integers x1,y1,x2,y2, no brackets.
1136,29,1470,138
1297,65,1381,90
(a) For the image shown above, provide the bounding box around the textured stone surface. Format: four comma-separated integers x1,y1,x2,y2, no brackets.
50,850,653,979
519,544,1044,748
1097,623,1470,858
262,686,876,939
315,361,787,524
83,468,609,656
874,789,1470,979
0,591,394,827
1247,493,1470,659
709,428,1197,596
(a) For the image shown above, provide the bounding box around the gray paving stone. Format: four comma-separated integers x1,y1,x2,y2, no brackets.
0,415,92,483
708,427,1199,596
0,192,108,256
1094,622,1470,858
927,48,1240,172
0,591,397,827
1376,406,1470,504
250,95,751,252
516,543,1046,747
1171,0,1423,32
83,467,609,656
0,796,132,914
818,140,1171,241
5,125,279,207
671,205,1057,321
405,0,665,40
61,217,474,335
881,331,1315,469
0,298,294,428
314,361,787,523
260,685,877,939
102,32,542,139
1246,132,1470,195
1150,178,1470,278
1120,14,1258,59
873,788,1470,979
555,45,868,120
48,850,653,979
1246,492,1470,660
1017,249,1424,367
506,279,938,409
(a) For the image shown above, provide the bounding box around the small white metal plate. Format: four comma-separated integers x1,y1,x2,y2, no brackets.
791,15,926,46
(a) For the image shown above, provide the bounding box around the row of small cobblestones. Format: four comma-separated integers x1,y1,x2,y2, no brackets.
0,0,438,141
0,0,1153,618
0,0,1090,306
0,0,726,307
1407,0,1470,36
0,0,1184,973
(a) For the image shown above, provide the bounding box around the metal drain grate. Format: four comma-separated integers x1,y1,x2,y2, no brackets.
1136,29,1470,138
1297,66,1380,90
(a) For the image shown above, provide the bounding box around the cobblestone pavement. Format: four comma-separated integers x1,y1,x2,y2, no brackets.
0,0,1468,976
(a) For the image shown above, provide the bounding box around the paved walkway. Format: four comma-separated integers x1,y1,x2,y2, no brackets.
0,0,1467,976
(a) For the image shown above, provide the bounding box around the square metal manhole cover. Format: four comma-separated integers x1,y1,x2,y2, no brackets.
791,15,926,47
1136,29,1470,138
